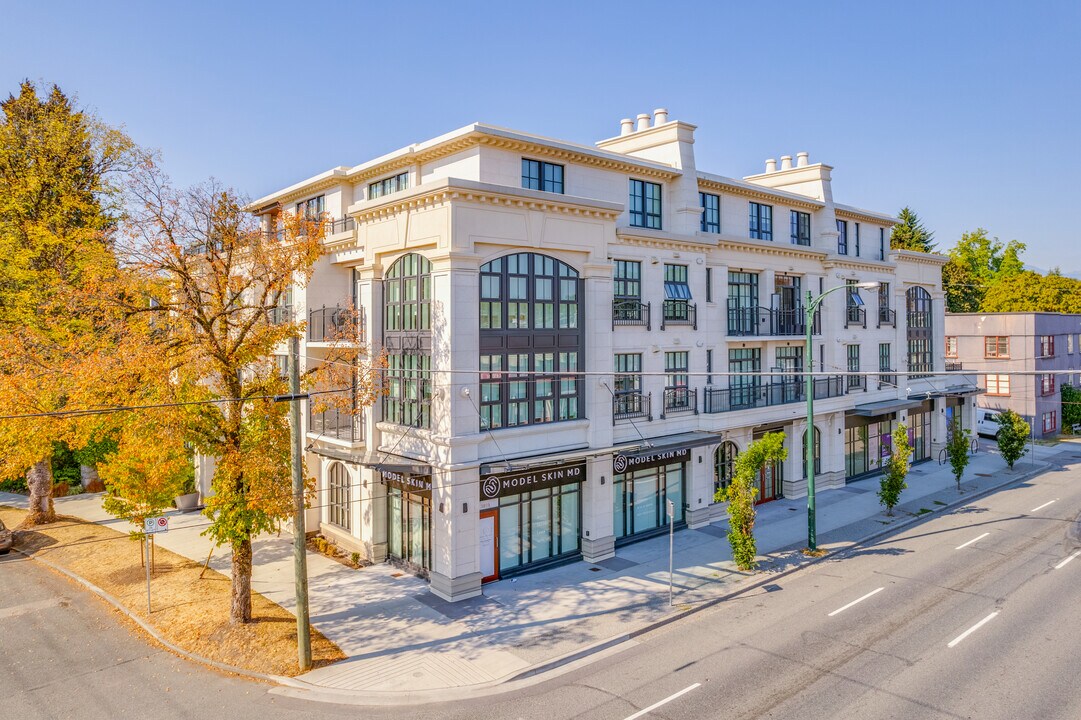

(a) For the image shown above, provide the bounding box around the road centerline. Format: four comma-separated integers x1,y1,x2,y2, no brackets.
1029,499,1057,513
1055,550,1081,570
955,532,990,550
827,587,885,617
947,612,999,648
623,683,701,720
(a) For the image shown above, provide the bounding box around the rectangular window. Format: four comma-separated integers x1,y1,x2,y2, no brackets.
790,210,810,245
384,353,432,429
837,220,848,255
629,179,662,229
1041,373,1056,396
706,349,713,384
1040,335,1055,357
879,227,886,260
854,222,861,257
1069,334,1075,354
749,202,773,240
847,344,861,389
985,336,1010,358
700,192,720,233
522,159,564,194
705,267,713,303
878,282,891,325
1043,410,1057,433
613,260,641,299
985,374,1011,396
665,351,689,388
879,343,893,388
945,337,958,358
369,172,409,200
295,195,325,220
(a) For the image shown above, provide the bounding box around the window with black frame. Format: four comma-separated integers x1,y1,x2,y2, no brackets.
729,348,761,408
478,253,583,430
369,172,409,199
384,253,433,428
790,210,810,245
327,462,351,531
749,202,773,240
522,159,564,194
700,192,720,233
629,179,662,229
614,353,645,418
714,441,739,493
613,260,645,324
663,264,692,324
906,286,933,377
727,271,759,336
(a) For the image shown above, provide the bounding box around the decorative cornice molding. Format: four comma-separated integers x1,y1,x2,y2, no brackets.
823,258,898,274
697,177,823,210
614,227,718,252
474,135,680,180
834,207,899,226
892,249,949,267
715,236,829,262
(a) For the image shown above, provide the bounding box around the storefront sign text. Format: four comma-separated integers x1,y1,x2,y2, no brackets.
381,470,433,497
613,447,691,474
480,461,585,500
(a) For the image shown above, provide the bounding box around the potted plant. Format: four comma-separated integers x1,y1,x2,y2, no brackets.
174,469,200,512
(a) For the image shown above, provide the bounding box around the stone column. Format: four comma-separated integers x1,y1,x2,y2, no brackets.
685,444,716,528
581,456,615,562
429,466,482,602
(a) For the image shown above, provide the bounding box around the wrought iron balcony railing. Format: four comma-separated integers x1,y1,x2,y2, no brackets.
660,386,697,417
308,305,352,342
661,300,697,330
877,307,896,327
846,306,867,329
612,299,651,330
702,376,845,414
612,391,651,423
726,303,820,337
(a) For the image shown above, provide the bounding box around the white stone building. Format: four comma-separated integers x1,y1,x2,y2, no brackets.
245,110,977,601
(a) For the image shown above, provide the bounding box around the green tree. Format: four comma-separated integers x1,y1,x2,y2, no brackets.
878,423,911,515
981,270,1081,313
715,432,786,570
942,228,1027,312
946,420,971,492
995,409,1030,469
1061,383,1081,431
0,81,135,524
890,207,935,253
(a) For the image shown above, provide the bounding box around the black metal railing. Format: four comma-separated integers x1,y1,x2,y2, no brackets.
612,299,651,330
878,369,897,390
945,360,963,371
324,217,355,235
308,402,361,442
661,301,697,330
877,307,896,327
702,376,845,414
846,306,867,328
726,303,820,337
308,305,352,342
613,391,651,423
847,374,867,392
660,386,697,417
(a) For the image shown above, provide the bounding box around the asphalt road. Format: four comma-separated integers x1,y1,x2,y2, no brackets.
3,453,1080,720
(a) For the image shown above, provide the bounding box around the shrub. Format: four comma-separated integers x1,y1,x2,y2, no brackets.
0,476,29,494
350,552,361,568
86,479,106,493
52,482,69,498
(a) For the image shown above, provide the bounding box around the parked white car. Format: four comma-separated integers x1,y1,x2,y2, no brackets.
976,408,1003,439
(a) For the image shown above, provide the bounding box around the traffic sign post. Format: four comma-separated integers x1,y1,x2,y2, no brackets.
666,499,675,607
142,516,169,613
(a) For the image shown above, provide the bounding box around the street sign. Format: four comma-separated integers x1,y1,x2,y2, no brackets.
143,516,169,535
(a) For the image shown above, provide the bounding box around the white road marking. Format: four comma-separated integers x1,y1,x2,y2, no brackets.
947,612,999,648
623,683,701,720
828,587,885,617
955,532,990,550
1055,550,1081,570
1029,499,1057,513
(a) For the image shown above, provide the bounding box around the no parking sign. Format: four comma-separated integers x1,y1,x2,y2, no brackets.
143,516,169,534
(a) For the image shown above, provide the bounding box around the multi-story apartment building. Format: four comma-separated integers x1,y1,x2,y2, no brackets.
945,312,1081,437
243,109,976,601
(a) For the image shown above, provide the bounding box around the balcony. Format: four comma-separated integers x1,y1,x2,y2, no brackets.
726,303,820,337
308,401,362,443
661,300,697,330
612,391,652,423
612,299,651,330
308,305,353,342
846,374,867,392
660,386,697,418
944,360,963,372
324,217,355,235
702,376,845,414
878,369,897,390
845,306,867,329
877,307,896,327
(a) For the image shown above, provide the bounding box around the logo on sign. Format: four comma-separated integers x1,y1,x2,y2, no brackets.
613,454,629,473
481,476,500,500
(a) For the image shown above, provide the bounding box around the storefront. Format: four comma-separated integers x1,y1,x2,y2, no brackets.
381,469,432,576
478,460,584,581
908,400,933,462
844,418,893,479
612,447,688,543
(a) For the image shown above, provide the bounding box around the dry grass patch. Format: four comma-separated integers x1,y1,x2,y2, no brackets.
0,505,344,676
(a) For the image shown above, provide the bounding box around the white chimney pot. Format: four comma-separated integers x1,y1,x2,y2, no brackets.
653,108,669,125
765,158,777,173
780,155,793,170
636,113,651,132
796,151,809,167
620,118,634,136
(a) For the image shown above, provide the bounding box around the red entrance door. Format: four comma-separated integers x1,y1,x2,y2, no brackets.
479,509,499,583
757,461,781,504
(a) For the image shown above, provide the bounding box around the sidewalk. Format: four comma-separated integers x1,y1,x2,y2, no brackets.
2,443,1068,697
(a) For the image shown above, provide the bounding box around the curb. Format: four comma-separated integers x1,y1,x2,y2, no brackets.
11,545,297,687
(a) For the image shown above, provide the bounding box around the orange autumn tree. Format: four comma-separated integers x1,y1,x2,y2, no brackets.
119,159,379,623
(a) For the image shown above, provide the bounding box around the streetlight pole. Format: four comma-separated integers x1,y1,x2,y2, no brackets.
804,281,879,552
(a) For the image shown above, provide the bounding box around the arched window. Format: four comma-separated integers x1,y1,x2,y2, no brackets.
906,286,933,378
714,441,739,493
478,253,583,430
383,254,432,428
327,462,351,531
801,426,821,478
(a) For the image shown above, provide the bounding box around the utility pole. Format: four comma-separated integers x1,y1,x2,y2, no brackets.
289,335,312,671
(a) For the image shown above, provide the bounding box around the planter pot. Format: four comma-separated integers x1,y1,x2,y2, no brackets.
174,492,201,512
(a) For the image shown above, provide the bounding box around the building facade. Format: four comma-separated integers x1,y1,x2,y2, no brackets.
945,312,1081,437
244,110,976,601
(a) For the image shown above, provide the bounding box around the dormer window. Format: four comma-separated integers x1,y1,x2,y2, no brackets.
369,172,409,200
522,159,564,194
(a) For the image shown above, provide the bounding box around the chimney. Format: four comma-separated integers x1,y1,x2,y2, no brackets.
653,108,669,125
620,118,634,136
796,151,809,167
780,155,793,170
765,158,777,173
636,113,651,132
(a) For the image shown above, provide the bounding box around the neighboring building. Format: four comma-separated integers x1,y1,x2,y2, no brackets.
945,312,1081,437
239,109,976,601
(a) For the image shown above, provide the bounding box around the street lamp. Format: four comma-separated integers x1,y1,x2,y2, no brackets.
804,280,879,551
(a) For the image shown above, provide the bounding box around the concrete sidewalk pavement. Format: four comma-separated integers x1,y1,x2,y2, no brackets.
1,441,1068,697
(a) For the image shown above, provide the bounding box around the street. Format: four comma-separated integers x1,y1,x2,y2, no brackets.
3,452,1080,720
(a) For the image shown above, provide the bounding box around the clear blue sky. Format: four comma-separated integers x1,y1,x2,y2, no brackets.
3,1,1078,270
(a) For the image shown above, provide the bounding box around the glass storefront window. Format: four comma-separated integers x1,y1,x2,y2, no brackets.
386,486,430,573
614,463,686,541
497,483,581,574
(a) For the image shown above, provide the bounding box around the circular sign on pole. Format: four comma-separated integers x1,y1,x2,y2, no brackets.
157,517,168,528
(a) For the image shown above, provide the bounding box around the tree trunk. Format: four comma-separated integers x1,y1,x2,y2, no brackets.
230,536,253,624
79,464,99,488
26,458,56,525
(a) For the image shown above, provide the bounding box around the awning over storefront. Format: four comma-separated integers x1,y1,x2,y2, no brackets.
310,446,431,475
849,398,925,417
479,431,722,475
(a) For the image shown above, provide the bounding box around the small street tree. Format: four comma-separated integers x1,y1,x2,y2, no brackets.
996,409,1030,469
878,423,911,515
946,420,971,492
715,432,786,571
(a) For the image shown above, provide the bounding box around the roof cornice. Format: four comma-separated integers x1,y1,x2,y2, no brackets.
614,226,718,252
714,236,829,262
697,176,823,210
823,257,897,274
892,249,948,266
834,204,899,226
